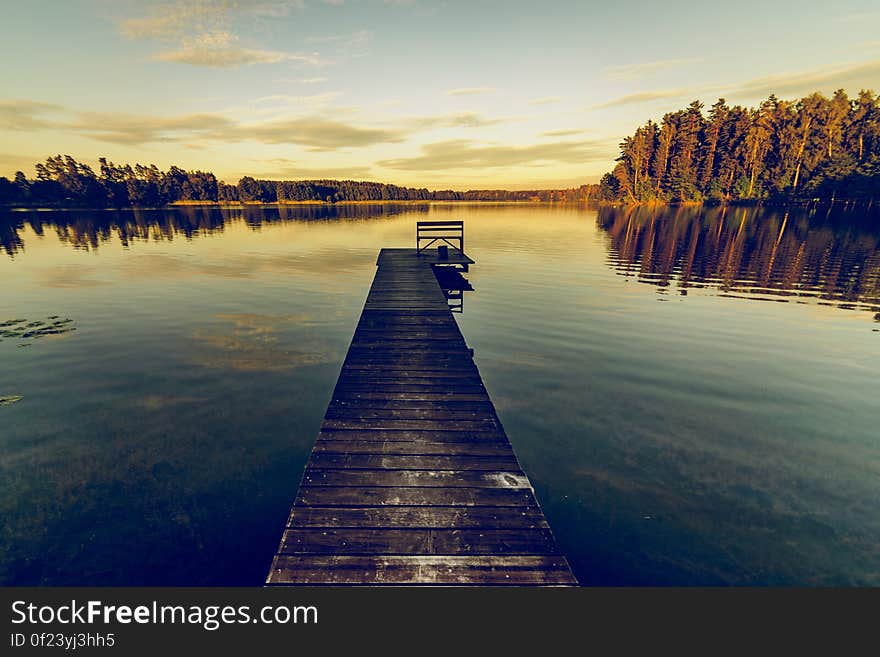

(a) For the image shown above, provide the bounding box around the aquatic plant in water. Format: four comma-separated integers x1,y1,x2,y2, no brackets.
0,316,76,345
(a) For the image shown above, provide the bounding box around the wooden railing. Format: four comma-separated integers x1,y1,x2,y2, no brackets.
416,220,464,254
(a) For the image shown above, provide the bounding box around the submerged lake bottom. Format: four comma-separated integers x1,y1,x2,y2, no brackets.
1,203,879,586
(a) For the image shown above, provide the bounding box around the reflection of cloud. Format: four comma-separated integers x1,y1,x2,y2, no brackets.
378,138,611,171
137,395,207,410
40,265,107,288
119,249,377,282
190,313,335,372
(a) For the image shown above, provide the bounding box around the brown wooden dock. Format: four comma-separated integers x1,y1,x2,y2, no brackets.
266,243,576,585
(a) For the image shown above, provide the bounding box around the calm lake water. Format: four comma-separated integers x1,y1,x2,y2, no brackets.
1,203,879,586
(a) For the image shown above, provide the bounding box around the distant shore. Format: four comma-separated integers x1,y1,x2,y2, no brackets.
0,199,594,211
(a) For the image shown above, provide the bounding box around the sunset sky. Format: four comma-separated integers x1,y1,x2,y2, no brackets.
1,0,879,189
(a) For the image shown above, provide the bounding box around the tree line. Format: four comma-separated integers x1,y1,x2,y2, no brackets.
0,155,595,207
598,89,880,204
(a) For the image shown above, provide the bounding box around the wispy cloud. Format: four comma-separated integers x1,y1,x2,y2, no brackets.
68,111,236,145
406,111,505,129
229,116,406,150
591,89,690,109
306,30,371,48
249,158,374,180
528,97,562,106
446,87,496,96
592,60,880,112
0,97,508,151
253,92,342,105
542,129,583,137
602,58,698,81
833,10,880,24
119,1,323,68
154,36,320,68
725,60,880,99
378,138,610,171
0,100,64,131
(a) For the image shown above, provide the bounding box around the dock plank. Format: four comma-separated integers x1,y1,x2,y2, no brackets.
266,247,575,586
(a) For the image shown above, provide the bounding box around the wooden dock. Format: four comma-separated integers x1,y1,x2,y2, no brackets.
266,245,576,586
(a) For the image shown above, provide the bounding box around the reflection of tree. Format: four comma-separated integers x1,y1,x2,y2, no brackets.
0,216,24,257
597,205,880,312
0,204,432,256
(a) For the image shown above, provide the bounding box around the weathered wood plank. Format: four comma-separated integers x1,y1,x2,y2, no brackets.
295,486,536,507
279,528,558,554
286,506,549,529
302,469,533,489
316,429,508,443
311,440,511,456
321,419,499,431
306,453,521,471
267,555,576,585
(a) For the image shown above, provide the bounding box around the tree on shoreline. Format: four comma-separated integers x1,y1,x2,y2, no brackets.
0,158,596,207
599,89,880,204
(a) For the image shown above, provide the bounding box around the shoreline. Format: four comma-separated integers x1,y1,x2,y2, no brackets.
0,199,594,212
0,198,875,212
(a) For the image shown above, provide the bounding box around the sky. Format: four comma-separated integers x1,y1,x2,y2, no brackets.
1,0,879,189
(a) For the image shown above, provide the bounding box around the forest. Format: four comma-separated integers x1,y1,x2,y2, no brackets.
0,155,594,207
598,89,880,203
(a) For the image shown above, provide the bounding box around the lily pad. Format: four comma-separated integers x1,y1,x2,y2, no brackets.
0,395,23,407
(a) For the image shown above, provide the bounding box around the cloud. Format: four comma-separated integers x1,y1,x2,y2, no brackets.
591,60,880,112
306,30,371,48
834,11,880,24
528,97,562,106
3,98,502,150
542,129,583,137
68,112,235,145
291,77,328,84
229,117,406,150
724,60,880,100
155,45,317,67
406,111,504,130
0,100,64,131
446,87,495,96
249,159,374,179
602,58,698,81
254,92,342,105
591,89,690,109
119,1,321,68
377,139,610,171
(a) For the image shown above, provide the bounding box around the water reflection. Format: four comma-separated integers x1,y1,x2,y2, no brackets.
433,266,474,313
0,203,431,256
597,205,880,316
